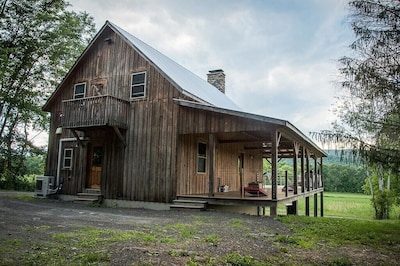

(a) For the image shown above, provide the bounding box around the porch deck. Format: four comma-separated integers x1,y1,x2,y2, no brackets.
177,186,324,208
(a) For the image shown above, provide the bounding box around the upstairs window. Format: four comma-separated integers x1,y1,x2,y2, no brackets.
74,82,86,99
197,142,207,173
131,72,146,98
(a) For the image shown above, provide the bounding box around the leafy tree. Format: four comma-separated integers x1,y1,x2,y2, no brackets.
315,0,400,218
323,164,365,193
0,0,95,189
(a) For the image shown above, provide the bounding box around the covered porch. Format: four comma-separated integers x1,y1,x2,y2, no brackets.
175,99,327,216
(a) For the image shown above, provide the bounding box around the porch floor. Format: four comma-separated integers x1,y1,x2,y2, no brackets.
177,186,324,208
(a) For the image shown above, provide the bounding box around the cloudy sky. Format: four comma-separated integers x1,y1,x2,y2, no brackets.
67,0,353,137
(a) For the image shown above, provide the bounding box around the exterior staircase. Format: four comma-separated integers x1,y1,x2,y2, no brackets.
170,199,208,211
74,189,103,205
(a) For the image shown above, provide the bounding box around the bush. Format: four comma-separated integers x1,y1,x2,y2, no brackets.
0,174,36,191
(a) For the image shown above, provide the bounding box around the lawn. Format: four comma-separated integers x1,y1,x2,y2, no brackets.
1,192,400,265
279,192,400,220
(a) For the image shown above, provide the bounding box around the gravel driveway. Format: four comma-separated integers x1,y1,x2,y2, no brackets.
0,192,290,265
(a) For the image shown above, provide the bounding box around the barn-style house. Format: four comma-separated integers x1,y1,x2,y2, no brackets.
43,21,327,216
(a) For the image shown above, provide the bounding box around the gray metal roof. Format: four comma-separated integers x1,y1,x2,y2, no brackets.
108,21,241,111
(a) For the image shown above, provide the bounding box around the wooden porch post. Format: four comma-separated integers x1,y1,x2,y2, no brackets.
301,146,305,193
313,156,318,217
314,156,318,189
320,157,324,188
314,193,318,217
320,191,324,217
305,149,310,216
270,130,280,217
292,142,300,215
293,142,299,195
320,157,324,217
208,134,215,198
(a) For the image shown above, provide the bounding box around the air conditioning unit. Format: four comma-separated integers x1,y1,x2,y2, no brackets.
34,176,55,198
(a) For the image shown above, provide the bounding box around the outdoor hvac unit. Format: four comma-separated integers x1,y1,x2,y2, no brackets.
34,176,55,198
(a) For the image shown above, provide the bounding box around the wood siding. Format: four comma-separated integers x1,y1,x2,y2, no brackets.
177,134,263,195
177,107,277,135
45,27,181,203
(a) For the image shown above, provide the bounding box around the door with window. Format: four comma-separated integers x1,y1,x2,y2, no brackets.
87,143,103,189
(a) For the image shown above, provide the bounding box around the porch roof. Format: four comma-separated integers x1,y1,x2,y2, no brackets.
174,99,327,158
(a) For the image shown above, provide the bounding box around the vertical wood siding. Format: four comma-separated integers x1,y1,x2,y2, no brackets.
45,27,180,202
177,135,263,196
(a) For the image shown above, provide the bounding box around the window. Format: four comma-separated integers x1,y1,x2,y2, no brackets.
74,82,86,99
131,72,146,98
197,142,207,173
63,148,73,169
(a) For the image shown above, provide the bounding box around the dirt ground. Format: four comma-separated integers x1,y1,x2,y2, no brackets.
0,192,398,265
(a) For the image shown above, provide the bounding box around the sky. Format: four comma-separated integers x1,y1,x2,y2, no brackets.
58,0,353,144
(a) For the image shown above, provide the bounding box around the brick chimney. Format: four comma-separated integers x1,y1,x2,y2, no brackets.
207,69,225,93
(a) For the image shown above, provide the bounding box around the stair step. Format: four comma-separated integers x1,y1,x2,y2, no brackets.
73,198,99,205
74,191,103,205
173,199,208,204
77,192,103,198
170,204,205,210
170,199,208,211
83,189,101,194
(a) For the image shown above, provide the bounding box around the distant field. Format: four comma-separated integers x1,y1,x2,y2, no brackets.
279,192,400,220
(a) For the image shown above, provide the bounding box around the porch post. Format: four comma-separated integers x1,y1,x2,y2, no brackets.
320,157,324,217
305,149,310,216
293,142,299,195
313,156,318,216
314,193,318,217
314,156,318,189
320,157,324,188
292,142,300,215
270,130,280,217
301,146,305,193
208,134,215,197
320,191,324,217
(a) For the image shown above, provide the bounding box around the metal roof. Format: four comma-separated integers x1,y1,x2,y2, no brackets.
108,21,241,111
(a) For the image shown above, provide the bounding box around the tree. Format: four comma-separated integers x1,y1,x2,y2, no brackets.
316,0,400,219
0,0,95,189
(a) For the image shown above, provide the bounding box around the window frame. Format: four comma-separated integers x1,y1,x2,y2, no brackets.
74,82,86,99
130,71,147,99
63,148,73,170
197,141,207,174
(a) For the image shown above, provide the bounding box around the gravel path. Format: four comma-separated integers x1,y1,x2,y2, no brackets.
0,192,290,265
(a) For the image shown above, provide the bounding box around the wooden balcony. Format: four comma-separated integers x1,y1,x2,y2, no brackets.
61,95,129,129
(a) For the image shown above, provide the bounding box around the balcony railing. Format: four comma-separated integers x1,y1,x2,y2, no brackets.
61,95,129,129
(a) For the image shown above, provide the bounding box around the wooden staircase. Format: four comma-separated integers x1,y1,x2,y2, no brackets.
170,199,208,211
74,189,103,205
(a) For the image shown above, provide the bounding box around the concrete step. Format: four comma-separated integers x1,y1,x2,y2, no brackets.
74,191,103,205
83,189,101,194
77,192,103,198
170,199,208,211
73,197,99,205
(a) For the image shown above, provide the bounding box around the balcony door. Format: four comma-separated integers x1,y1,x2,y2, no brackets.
86,142,103,189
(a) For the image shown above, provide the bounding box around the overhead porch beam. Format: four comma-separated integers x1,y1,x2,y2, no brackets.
113,126,127,147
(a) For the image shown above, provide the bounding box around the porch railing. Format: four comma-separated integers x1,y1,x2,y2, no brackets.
61,95,129,129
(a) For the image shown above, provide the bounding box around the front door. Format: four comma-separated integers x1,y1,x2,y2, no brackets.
87,143,103,189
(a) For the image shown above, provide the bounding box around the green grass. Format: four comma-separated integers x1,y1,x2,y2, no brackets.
278,192,400,220
277,215,400,253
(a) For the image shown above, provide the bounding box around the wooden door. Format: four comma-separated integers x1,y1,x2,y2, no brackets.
87,143,103,189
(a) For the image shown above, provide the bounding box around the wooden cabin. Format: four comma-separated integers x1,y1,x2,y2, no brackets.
43,21,327,216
